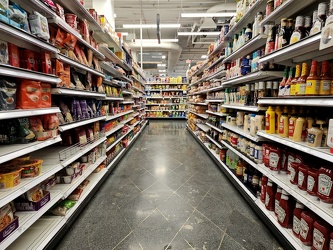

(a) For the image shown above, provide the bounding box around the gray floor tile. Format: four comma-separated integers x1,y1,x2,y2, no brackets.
219,234,246,250
109,181,142,208
113,232,143,250
176,182,207,208
131,171,157,191
142,181,174,207
160,171,187,191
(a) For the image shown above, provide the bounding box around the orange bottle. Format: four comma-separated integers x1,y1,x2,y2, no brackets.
284,67,295,96
290,64,301,96
319,60,331,95
305,60,320,96
295,62,308,96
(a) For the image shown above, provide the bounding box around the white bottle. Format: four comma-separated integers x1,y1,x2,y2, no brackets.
328,119,333,153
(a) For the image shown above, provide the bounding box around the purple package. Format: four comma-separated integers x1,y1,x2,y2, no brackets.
71,100,77,121
80,100,90,119
75,100,83,120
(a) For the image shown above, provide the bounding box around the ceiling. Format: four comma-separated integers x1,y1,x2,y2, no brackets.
113,0,236,77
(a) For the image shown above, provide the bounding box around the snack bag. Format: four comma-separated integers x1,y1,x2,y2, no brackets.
8,43,19,67
41,52,52,74
0,40,8,64
40,83,51,108
16,80,41,109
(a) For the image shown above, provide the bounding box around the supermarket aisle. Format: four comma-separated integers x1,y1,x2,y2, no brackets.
56,121,281,250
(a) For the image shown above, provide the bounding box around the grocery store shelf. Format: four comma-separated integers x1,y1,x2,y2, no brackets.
206,135,223,149
207,56,225,70
60,136,106,167
205,99,224,103
222,71,284,86
222,104,267,112
146,103,182,106
0,136,62,164
189,75,209,87
99,45,131,71
93,30,122,52
51,88,106,98
105,110,134,121
256,163,333,227
53,54,104,77
0,22,57,53
147,89,184,92
1,190,62,249
206,69,226,81
255,201,303,250
121,101,135,104
258,96,333,107
189,111,208,119
131,75,146,87
132,121,140,127
189,61,209,79
100,62,123,78
59,116,106,132
222,124,264,142
188,102,208,106
260,0,317,26
122,46,133,59
0,64,60,84
105,124,124,137
49,17,105,60
146,110,186,112
132,85,145,94
257,131,333,164
0,108,60,120
0,148,63,208
122,116,135,124
132,67,147,83
223,35,267,63
208,0,266,58
205,110,228,117
145,82,185,85
196,123,210,132
205,123,224,134
103,79,121,87
105,96,124,101
122,90,133,95
106,128,133,152
147,117,186,119
146,96,185,99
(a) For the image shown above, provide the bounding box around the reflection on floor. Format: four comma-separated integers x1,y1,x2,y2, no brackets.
56,120,283,250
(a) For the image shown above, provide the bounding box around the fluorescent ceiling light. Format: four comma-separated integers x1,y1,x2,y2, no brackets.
134,39,178,43
162,55,166,59
201,55,208,59
181,12,236,18
114,14,117,18
123,24,181,29
159,70,166,72
158,64,166,67
178,32,220,36
121,32,128,36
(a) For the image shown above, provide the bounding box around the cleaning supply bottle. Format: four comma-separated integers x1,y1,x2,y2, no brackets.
265,106,275,134
275,106,282,134
279,106,289,138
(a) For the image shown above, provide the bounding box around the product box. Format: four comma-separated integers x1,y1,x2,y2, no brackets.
0,39,8,64
14,191,50,211
8,43,20,67
20,50,38,71
0,216,19,243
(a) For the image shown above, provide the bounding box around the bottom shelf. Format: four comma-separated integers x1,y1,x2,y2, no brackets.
186,126,303,250
7,123,148,250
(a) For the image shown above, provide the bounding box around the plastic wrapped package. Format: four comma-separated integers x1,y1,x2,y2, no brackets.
28,11,50,40
40,0,56,12
0,79,16,111
8,43,20,67
50,200,76,216
16,80,41,109
0,40,8,64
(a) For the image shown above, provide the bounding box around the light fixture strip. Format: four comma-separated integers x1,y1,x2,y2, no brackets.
181,12,236,18
123,24,181,29
177,32,220,36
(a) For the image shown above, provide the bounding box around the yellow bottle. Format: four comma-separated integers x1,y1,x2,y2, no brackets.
293,116,306,142
288,107,298,140
265,106,275,134
279,106,289,138
275,106,282,134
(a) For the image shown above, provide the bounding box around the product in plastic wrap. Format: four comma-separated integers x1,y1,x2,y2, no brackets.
63,33,77,51
20,49,37,71
16,80,41,109
59,101,73,123
0,0,8,16
71,71,85,90
23,185,43,202
71,99,83,121
0,79,16,111
86,127,94,141
29,117,43,133
0,40,8,64
50,200,76,216
78,19,89,43
29,11,50,40
80,100,89,119
76,127,87,145
17,118,35,141
8,4,29,31
55,3,64,20
0,203,14,231
41,52,52,74
8,43,19,67
43,114,59,130
55,28,66,47
56,112,65,125
41,0,56,12
65,13,77,29
68,188,83,201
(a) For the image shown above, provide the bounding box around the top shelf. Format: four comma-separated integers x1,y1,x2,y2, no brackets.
189,61,209,79
222,71,283,86
258,97,333,107
132,66,147,82
99,45,132,72
209,0,266,58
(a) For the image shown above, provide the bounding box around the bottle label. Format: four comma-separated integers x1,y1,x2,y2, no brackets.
287,155,295,172
300,218,310,240
330,239,333,250
269,152,280,170
290,167,296,182
296,83,306,95
306,79,320,95
308,175,315,192
277,206,286,224
318,3,327,16
265,192,270,207
265,114,270,130
318,173,333,196
313,228,325,250
236,166,243,176
290,32,301,44
275,200,280,214
284,84,291,96
293,216,301,235
310,22,322,36
288,120,295,137
308,133,316,144
320,80,331,94
298,171,305,187
252,177,259,185
290,84,296,96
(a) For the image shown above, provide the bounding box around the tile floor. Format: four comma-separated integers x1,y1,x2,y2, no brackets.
56,121,283,250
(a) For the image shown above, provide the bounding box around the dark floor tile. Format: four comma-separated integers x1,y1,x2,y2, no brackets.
131,171,157,191
160,171,187,191
226,210,275,250
170,210,223,250
196,195,233,231
219,234,246,250
134,209,178,250
176,182,207,208
113,232,143,250
158,193,194,229
120,193,156,230
142,181,174,207
109,181,141,208
173,165,198,181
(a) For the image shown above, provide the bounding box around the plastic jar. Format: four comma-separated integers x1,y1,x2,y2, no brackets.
249,142,255,159
300,211,317,248
318,166,333,208
254,145,263,164
292,201,305,238
307,124,323,147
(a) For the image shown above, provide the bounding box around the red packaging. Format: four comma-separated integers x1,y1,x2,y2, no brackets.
329,232,333,250
40,83,51,108
300,211,317,247
280,149,288,174
277,190,294,228
313,220,331,250
16,80,42,109
318,167,333,208
20,50,38,71
260,176,268,203
262,144,270,167
307,168,319,199
41,52,52,74
298,164,309,194
269,147,282,172
65,14,77,29
286,152,295,174
8,43,20,68
289,162,300,185
265,179,276,211
274,187,282,217
293,201,305,238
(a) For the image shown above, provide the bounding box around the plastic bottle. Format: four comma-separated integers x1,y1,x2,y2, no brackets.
298,164,309,194
278,67,288,96
250,115,257,136
274,186,282,217
284,67,295,96
290,64,301,96
293,116,306,142
243,114,249,132
295,62,309,96
305,60,320,96
313,220,331,250
319,60,331,95
278,190,293,228
300,211,316,248
265,179,276,211
274,106,282,134
307,168,319,201
265,106,275,134
318,166,333,207
307,124,323,147
317,120,328,147
292,201,305,238
260,176,268,203
279,106,289,138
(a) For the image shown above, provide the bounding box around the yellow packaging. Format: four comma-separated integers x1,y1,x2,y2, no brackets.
274,106,282,134
265,106,275,134
0,167,22,189
306,79,320,95
293,117,306,142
